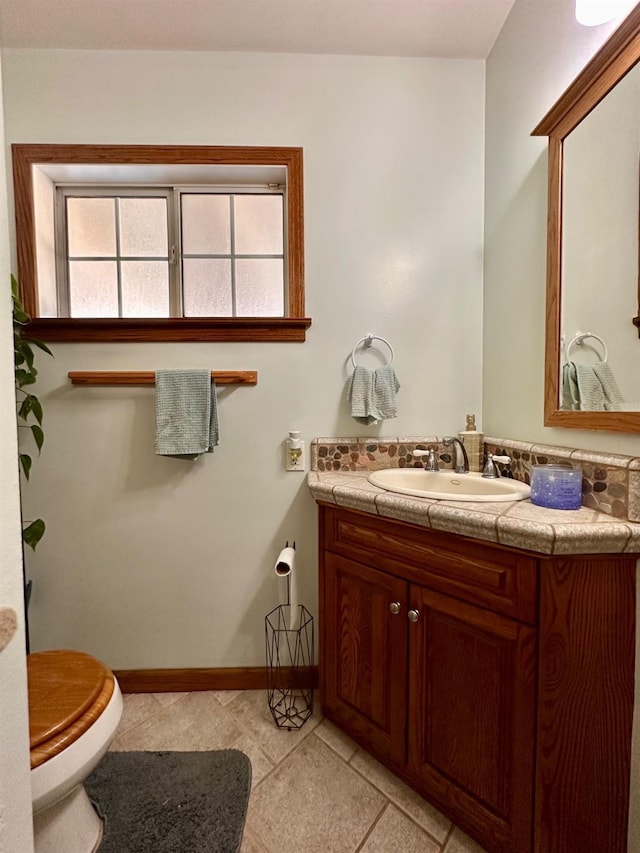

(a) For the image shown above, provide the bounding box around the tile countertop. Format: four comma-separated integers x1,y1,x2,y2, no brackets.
307,470,640,556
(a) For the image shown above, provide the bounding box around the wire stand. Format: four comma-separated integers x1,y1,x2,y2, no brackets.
265,576,314,731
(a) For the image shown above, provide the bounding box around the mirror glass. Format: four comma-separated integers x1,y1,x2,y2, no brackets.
533,5,640,432
561,62,640,412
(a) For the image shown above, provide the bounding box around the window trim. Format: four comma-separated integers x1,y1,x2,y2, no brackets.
12,144,310,342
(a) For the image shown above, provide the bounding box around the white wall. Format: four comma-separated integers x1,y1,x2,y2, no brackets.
484,1,639,848
1,49,485,668
0,52,35,853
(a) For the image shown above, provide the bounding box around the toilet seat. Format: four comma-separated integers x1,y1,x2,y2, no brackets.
28,650,115,770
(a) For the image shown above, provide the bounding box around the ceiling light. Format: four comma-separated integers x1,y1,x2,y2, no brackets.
575,0,637,26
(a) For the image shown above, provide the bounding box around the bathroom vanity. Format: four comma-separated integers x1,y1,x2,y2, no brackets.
309,466,638,853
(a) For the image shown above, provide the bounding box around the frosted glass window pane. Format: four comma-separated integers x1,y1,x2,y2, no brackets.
235,195,283,255
67,198,116,257
69,261,118,317
119,198,168,257
183,259,232,316
236,259,284,316
121,261,170,317
181,195,230,254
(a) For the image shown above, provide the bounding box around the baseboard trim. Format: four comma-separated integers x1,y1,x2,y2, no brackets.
114,665,319,694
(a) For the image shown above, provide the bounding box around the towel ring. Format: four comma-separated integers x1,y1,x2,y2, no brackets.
566,331,608,363
351,333,394,369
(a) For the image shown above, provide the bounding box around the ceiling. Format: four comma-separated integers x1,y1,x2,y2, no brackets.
0,0,516,59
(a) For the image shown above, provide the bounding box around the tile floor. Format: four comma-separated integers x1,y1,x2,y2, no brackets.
111,689,488,853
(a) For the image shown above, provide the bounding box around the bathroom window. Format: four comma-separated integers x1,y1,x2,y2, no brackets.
57,188,285,319
12,144,309,342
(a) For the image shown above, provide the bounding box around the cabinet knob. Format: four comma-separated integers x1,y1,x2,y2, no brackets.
389,601,401,615
408,609,420,623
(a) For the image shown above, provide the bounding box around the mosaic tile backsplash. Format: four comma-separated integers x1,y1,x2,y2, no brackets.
311,436,640,521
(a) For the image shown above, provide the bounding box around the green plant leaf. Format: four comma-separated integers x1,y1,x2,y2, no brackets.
13,305,30,324
13,273,51,551
31,424,44,452
18,395,43,425
19,454,32,479
22,519,45,550
22,343,35,370
15,368,37,387
18,395,33,420
31,397,43,425
32,340,53,357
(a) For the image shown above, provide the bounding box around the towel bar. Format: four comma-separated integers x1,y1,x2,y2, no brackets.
68,371,257,386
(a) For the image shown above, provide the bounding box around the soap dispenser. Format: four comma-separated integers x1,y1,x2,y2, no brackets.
458,414,483,473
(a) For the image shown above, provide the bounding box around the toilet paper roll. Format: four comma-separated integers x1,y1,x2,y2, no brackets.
274,547,299,630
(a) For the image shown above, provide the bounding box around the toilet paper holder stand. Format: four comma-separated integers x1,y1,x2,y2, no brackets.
265,541,315,731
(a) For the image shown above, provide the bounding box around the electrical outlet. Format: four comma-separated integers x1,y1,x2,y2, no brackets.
285,431,306,471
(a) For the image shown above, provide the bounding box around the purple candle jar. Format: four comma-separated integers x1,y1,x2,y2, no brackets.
530,464,583,510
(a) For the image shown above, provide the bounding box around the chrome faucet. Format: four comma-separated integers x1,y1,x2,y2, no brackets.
443,437,469,474
411,448,439,471
482,453,511,479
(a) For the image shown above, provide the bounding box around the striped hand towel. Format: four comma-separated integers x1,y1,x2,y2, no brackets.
592,361,623,411
563,361,624,412
155,369,219,458
346,364,400,425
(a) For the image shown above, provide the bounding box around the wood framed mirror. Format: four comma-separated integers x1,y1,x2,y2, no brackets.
532,5,640,432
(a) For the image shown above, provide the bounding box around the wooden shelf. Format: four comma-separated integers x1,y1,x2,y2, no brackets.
68,371,257,386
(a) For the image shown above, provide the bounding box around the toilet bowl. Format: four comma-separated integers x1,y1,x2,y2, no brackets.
28,650,123,853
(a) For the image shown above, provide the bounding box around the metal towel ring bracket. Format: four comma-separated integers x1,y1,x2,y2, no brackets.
566,331,608,364
351,333,394,369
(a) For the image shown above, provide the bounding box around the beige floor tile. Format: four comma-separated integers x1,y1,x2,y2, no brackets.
315,718,358,762
225,689,322,764
111,689,484,852
230,732,275,789
117,694,164,735
443,827,489,853
152,691,188,708
359,804,441,853
248,734,385,853
239,827,268,853
114,691,242,751
350,749,451,843
213,689,244,706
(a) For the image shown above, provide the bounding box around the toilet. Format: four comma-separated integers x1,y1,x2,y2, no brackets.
28,650,123,853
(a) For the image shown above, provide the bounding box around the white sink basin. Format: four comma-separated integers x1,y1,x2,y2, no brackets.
368,469,531,502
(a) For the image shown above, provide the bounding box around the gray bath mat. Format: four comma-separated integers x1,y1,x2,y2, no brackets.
86,749,252,852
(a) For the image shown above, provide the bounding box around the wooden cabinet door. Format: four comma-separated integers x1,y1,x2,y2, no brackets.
407,585,536,853
322,552,408,765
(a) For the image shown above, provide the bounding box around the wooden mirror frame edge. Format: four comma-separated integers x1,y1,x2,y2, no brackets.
532,5,640,433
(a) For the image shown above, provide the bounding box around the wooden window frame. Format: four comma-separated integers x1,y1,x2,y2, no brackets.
12,144,310,342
